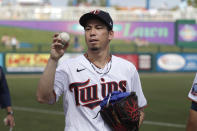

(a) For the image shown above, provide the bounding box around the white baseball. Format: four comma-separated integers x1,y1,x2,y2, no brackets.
3,118,8,125
58,32,70,46
4,118,13,131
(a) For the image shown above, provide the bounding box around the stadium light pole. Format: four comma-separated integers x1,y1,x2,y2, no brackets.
146,0,150,10
106,0,110,7
73,0,77,6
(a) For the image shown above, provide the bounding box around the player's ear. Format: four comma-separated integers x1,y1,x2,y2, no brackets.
108,30,114,41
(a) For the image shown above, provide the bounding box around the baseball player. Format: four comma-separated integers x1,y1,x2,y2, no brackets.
0,66,15,128
36,9,147,131
186,73,197,131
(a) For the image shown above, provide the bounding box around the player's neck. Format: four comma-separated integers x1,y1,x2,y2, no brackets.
85,51,111,69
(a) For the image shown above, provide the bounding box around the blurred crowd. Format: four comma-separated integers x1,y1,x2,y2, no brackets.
1,35,19,50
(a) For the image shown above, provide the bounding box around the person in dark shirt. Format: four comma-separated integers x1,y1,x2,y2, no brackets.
0,66,15,128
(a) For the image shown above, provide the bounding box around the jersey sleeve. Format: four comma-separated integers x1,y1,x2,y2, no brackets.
131,68,147,109
0,67,11,108
188,73,197,103
54,66,69,102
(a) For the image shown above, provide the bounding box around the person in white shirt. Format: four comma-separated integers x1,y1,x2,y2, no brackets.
36,9,147,131
10,36,19,50
186,73,197,131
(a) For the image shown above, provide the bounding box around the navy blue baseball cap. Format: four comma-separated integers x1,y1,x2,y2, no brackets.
79,9,113,30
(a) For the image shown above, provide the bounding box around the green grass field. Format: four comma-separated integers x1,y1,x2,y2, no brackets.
0,73,195,131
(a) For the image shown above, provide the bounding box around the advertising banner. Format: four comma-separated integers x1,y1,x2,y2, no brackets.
114,54,152,71
5,53,82,73
138,54,152,71
114,54,139,69
177,24,197,47
0,21,175,45
5,53,50,72
178,24,197,42
4,53,152,73
156,53,197,72
115,22,175,45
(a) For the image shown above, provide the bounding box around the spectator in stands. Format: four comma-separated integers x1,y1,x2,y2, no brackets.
1,35,10,47
0,66,15,128
73,35,83,52
134,37,149,47
10,36,19,51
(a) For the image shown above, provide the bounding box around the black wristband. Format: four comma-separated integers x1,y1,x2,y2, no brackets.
7,111,14,115
191,101,197,111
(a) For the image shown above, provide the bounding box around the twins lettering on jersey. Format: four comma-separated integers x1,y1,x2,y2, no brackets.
69,78,127,109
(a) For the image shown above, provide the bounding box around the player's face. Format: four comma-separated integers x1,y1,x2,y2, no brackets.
84,19,114,52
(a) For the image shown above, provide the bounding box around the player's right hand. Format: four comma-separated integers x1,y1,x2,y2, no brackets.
4,115,15,128
50,33,69,61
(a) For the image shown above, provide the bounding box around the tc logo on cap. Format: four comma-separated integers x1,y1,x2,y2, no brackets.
79,9,113,30
90,10,100,15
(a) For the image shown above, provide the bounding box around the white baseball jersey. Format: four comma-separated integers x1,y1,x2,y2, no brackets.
54,55,147,131
188,73,197,102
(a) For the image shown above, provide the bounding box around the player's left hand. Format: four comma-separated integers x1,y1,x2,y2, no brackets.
99,91,140,131
4,114,15,128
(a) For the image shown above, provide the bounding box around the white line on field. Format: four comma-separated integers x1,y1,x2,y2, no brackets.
13,106,64,115
13,106,186,128
143,121,185,128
